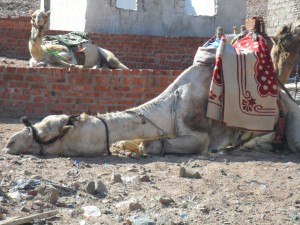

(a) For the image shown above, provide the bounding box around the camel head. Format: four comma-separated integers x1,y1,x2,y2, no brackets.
291,20,300,41
31,10,50,29
271,19,300,45
30,10,50,41
3,115,73,155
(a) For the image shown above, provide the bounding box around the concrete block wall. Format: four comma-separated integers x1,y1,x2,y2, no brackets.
0,17,207,70
0,66,182,118
267,0,296,36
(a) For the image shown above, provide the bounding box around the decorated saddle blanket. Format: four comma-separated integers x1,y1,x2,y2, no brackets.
43,32,90,47
206,32,278,132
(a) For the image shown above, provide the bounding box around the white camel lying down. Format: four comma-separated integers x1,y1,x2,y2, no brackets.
3,64,300,156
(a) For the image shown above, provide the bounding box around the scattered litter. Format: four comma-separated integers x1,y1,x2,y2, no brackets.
82,205,101,218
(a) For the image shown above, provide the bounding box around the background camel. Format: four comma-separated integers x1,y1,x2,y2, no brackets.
29,10,128,69
271,19,300,84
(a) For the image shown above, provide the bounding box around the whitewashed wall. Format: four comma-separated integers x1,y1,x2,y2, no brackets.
48,0,246,37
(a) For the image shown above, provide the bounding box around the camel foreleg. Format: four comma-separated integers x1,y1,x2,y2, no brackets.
140,132,210,155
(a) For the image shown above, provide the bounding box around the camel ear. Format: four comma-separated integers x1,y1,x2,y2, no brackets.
46,11,51,18
61,125,73,135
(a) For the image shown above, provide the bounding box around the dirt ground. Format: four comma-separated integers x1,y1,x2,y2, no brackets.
1,1,300,225
0,0,39,18
1,118,300,225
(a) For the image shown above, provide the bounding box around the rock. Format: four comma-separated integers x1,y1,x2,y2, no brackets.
140,175,150,182
70,182,80,190
0,206,8,213
0,212,3,220
23,170,32,176
295,199,300,204
179,166,202,179
37,184,60,205
158,196,175,205
20,205,30,213
129,202,143,211
1,59,7,63
111,173,123,183
179,167,187,177
127,166,139,172
85,181,95,195
129,215,156,225
95,180,108,194
199,206,210,214
220,169,227,176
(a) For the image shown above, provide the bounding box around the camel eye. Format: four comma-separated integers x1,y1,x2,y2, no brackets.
7,140,15,147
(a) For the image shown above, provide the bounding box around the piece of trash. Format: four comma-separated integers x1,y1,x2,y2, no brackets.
181,213,188,219
12,179,41,190
82,205,101,218
79,220,86,225
74,160,81,167
290,213,299,221
66,203,74,208
122,175,140,183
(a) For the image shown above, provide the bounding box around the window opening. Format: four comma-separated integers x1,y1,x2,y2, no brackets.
116,0,137,11
185,0,216,16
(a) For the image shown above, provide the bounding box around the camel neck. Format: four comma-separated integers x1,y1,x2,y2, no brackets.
30,27,44,48
97,97,175,144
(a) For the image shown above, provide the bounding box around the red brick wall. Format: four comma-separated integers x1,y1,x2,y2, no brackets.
0,17,208,70
0,66,182,118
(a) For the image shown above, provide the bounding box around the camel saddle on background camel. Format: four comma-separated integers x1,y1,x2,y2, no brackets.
198,32,279,133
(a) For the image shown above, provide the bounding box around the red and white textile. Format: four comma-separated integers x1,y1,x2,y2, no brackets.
206,33,278,132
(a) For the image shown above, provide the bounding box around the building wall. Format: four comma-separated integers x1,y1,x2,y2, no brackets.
267,0,297,36
49,0,247,37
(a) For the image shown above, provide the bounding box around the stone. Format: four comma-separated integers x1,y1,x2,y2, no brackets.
140,175,150,182
85,181,96,195
111,173,123,183
179,166,202,179
95,180,108,194
127,166,139,172
20,205,30,213
158,196,175,205
129,202,143,211
37,184,60,205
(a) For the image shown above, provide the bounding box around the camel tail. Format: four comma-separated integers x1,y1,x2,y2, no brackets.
97,47,129,69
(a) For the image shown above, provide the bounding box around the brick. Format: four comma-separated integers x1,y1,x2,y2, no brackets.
10,81,29,88
12,94,30,101
52,84,70,90
4,74,24,81
94,86,107,91
26,75,45,82
30,83,48,89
